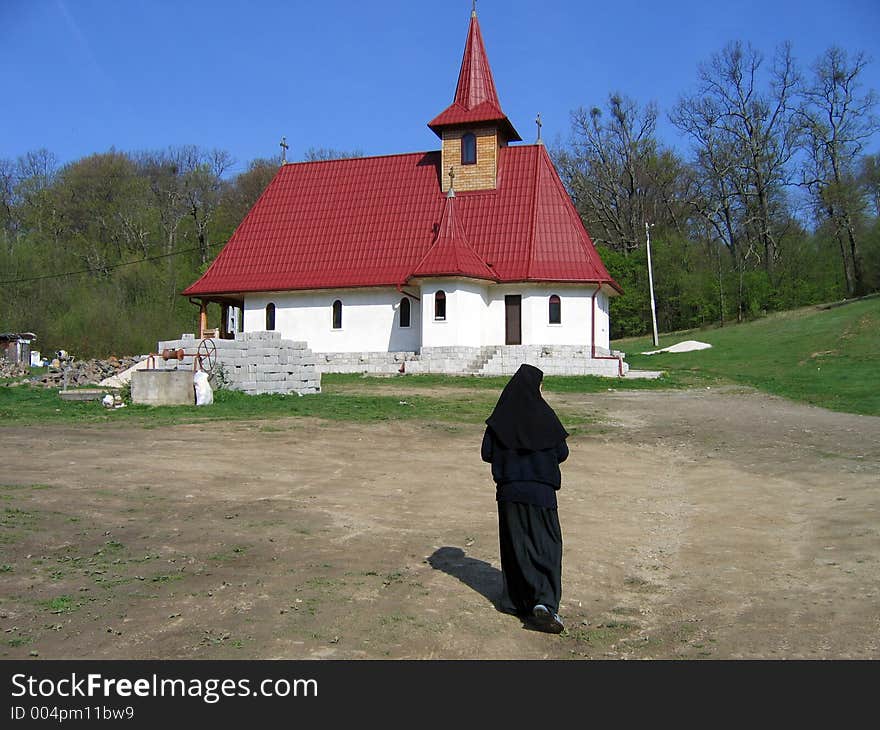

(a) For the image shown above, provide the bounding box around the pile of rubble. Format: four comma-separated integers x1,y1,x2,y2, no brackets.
0,360,31,379
9,356,149,388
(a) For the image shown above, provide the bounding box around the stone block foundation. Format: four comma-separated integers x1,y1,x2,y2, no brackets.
315,345,628,378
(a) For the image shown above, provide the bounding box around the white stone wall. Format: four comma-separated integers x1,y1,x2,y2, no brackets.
243,288,420,353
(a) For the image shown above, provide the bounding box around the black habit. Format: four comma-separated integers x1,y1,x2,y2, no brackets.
482,364,568,617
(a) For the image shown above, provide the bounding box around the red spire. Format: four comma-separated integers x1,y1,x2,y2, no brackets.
453,11,501,111
408,186,496,282
428,11,521,141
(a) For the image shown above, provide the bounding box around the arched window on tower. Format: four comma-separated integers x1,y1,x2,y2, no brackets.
461,133,476,165
265,303,276,331
332,300,343,329
434,290,446,321
549,294,561,324
399,297,411,328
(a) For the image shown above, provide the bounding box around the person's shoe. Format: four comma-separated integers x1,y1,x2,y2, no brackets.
531,604,564,634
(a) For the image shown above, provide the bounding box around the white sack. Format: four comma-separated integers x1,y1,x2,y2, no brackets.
193,370,214,406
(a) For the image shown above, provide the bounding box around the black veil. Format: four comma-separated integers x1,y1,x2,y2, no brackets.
485,364,568,451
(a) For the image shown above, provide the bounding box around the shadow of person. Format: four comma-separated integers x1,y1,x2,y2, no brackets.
427,546,539,632
427,547,561,634
427,546,503,608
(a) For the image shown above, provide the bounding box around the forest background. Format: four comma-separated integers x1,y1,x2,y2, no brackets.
1,40,878,357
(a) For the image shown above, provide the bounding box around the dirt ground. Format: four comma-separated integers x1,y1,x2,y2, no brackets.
1,384,878,660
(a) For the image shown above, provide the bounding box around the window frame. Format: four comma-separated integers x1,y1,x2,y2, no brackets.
434,290,446,321
548,294,561,325
265,302,276,331
461,133,477,166
399,297,411,328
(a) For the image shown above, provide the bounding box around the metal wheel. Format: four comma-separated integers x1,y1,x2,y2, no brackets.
196,338,217,374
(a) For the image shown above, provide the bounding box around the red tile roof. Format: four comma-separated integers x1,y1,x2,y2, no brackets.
182,144,622,297
427,13,521,141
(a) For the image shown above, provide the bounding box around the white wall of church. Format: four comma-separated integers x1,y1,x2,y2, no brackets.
417,280,610,350
242,282,612,354
527,286,590,346
482,284,604,349
593,288,611,352
243,288,421,353
420,280,485,347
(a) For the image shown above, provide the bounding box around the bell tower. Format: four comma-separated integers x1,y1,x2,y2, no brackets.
427,7,520,193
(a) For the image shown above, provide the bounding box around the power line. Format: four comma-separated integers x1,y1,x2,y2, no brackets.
0,241,223,285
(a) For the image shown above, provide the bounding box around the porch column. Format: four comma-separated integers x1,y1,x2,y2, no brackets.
198,301,208,339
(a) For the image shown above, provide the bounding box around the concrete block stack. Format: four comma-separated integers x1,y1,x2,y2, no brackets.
155,332,321,395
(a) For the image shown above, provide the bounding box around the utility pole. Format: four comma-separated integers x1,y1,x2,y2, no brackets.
645,222,659,347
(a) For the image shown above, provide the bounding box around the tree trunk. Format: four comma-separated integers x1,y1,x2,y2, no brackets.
843,215,865,296
835,228,856,297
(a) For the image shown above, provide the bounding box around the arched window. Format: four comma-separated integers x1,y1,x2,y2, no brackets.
399,297,411,328
332,300,342,329
434,290,446,321
461,133,476,165
549,294,561,324
265,303,276,331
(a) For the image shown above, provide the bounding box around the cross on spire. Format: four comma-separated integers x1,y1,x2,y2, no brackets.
536,113,543,144
280,136,289,164
472,0,477,17
447,167,456,197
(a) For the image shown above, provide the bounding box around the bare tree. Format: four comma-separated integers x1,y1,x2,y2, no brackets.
672,41,800,276
555,93,682,253
861,154,880,216
13,148,59,238
0,158,16,240
799,47,879,296
216,157,280,232
176,146,234,264
301,146,363,162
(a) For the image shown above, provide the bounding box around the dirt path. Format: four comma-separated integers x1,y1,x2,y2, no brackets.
1,386,878,659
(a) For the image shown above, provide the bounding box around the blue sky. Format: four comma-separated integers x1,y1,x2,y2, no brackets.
2,0,879,176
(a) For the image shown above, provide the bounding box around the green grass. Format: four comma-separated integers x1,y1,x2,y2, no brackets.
615,297,880,415
38,595,79,614
1,298,876,422
325,371,702,392
0,378,597,427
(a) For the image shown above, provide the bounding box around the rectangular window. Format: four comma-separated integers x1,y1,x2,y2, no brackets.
461,133,477,165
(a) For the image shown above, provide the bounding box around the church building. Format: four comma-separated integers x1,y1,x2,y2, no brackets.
182,8,627,377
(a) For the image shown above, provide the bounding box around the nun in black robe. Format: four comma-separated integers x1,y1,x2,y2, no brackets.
481,363,569,633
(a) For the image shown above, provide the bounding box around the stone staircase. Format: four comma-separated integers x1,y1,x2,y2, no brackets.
464,346,500,374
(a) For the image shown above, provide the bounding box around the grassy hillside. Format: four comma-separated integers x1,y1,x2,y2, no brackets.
615,296,880,416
